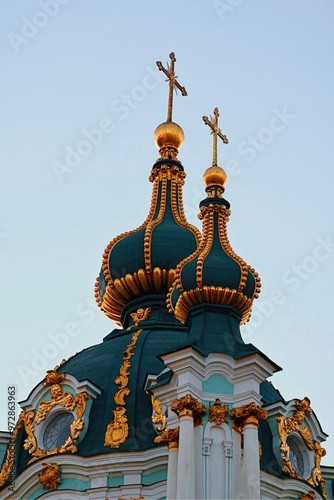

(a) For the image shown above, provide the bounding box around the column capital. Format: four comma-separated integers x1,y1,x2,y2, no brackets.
230,402,267,431
171,394,206,421
154,427,179,450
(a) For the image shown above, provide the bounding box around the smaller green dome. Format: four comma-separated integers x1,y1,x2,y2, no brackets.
167,194,261,325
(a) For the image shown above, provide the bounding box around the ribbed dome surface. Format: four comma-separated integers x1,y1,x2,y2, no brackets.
167,196,261,324
95,160,200,325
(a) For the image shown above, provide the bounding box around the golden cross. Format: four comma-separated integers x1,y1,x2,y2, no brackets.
202,108,228,167
156,52,187,122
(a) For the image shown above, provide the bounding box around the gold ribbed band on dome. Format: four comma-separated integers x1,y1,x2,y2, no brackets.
167,202,261,325
95,164,200,325
96,268,176,324
168,285,255,325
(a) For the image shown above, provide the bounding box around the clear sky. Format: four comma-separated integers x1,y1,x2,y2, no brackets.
1,0,334,464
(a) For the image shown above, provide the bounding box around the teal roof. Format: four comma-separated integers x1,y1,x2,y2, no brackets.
10,303,188,478
158,304,282,369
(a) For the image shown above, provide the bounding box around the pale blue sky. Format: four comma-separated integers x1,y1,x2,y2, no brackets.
1,0,334,463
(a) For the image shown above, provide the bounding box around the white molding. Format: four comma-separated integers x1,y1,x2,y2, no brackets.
1,448,169,499
261,469,323,499
20,374,102,412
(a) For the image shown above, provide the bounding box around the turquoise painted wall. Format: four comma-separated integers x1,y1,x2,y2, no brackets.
202,374,233,395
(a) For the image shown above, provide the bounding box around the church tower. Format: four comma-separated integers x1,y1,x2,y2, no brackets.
0,52,333,500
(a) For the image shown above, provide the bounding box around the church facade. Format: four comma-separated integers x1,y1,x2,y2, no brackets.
0,53,333,500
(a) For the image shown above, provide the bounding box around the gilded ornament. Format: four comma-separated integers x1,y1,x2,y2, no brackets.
171,394,206,422
97,157,200,324
300,493,316,500
42,370,66,387
167,199,261,325
154,427,179,450
154,122,184,159
156,52,187,123
309,441,327,491
276,397,328,500
118,497,144,500
153,50,187,156
0,413,25,487
129,307,151,328
38,462,61,491
104,407,129,448
150,394,167,432
202,107,228,171
104,329,143,448
230,402,267,432
21,375,89,463
209,399,229,425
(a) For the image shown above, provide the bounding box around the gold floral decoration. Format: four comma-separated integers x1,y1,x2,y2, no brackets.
104,329,142,448
209,399,229,425
230,402,267,433
150,394,166,432
43,369,66,386
277,397,328,500
38,462,61,491
171,394,206,424
154,427,179,450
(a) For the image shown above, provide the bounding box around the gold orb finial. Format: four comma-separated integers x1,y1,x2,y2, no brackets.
154,121,184,159
203,165,227,187
203,165,227,198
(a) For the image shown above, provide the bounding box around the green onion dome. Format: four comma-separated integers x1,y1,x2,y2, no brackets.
95,122,200,326
167,165,261,324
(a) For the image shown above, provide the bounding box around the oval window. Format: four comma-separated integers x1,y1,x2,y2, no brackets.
43,413,74,451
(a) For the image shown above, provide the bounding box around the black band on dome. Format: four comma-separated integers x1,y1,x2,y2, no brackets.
199,197,230,209
152,159,184,171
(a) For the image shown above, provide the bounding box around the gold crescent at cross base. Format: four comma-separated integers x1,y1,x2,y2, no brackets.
156,52,187,122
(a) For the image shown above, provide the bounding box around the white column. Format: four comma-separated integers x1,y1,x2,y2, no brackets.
167,446,178,500
230,403,267,500
176,414,195,500
171,394,206,500
242,417,261,499
156,427,179,500
194,420,204,500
